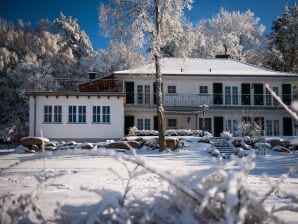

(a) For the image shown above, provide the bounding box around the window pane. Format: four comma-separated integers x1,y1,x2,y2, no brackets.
168,86,176,94
145,119,150,130
137,85,143,104
102,106,110,123
137,119,143,130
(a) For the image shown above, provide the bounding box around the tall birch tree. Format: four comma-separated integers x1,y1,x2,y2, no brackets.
99,0,193,150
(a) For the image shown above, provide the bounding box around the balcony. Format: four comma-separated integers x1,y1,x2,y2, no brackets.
125,93,293,110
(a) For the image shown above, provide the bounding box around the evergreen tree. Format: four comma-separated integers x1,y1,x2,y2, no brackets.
268,3,298,72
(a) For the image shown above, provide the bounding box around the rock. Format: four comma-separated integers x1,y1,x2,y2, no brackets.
166,138,178,150
80,143,94,150
232,139,242,147
272,146,291,153
14,145,29,154
46,142,57,147
198,138,210,144
31,144,39,151
65,141,77,146
267,138,281,147
20,137,49,147
211,149,220,157
108,141,140,150
244,136,252,145
45,146,57,151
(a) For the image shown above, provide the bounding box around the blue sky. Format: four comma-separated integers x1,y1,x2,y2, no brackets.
0,0,294,51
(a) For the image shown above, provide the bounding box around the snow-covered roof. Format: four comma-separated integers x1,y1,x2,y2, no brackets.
114,58,298,77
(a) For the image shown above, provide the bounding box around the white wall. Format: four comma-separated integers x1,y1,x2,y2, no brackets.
29,95,124,140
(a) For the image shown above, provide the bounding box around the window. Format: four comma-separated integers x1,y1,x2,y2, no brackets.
168,118,177,128
266,87,278,106
137,85,150,104
168,85,176,94
78,106,86,123
145,119,151,130
93,106,100,123
137,119,143,130
54,106,62,123
68,106,76,123
137,85,143,104
199,86,208,94
44,105,52,123
266,120,273,136
225,86,238,105
226,119,238,136
102,106,110,123
266,120,279,136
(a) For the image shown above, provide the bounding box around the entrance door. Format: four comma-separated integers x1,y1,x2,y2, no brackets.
125,82,134,104
283,117,293,136
125,116,134,135
214,116,223,137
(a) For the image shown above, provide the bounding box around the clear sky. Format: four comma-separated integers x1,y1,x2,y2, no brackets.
0,0,294,51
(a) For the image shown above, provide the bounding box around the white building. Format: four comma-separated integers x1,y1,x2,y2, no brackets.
26,92,125,141
80,57,298,137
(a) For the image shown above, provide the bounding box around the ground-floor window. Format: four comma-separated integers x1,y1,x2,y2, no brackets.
44,105,52,123
93,106,101,123
226,119,238,136
266,120,279,136
167,118,177,129
102,106,110,123
137,118,151,130
54,105,62,123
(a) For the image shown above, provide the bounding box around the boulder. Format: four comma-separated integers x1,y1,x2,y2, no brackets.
80,143,94,150
166,138,178,150
31,144,40,151
65,141,77,146
267,138,281,147
46,142,57,147
45,146,57,151
232,139,242,147
14,145,29,154
198,138,210,144
272,145,291,153
108,141,140,150
20,137,49,147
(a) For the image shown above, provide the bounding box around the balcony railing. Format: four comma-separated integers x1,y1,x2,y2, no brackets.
125,93,294,108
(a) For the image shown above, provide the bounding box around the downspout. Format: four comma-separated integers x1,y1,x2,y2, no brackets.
34,95,36,136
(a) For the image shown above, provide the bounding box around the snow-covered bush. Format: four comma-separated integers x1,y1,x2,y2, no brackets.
220,131,233,139
128,128,212,137
237,121,262,137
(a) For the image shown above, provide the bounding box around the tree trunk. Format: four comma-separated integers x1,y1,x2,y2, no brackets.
154,0,166,151
155,54,166,151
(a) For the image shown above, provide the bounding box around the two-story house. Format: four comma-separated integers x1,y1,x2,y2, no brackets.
80,57,298,137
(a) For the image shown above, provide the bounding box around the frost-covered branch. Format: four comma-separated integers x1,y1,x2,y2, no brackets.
265,83,298,120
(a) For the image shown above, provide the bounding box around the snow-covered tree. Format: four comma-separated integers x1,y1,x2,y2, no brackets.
99,0,193,150
193,8,265,61
267,3,298,72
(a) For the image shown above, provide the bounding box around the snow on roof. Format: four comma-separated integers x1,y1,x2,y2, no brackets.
114,58,298,77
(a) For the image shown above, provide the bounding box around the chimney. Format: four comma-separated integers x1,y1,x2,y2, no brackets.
88,72,96,80
215,54,230,59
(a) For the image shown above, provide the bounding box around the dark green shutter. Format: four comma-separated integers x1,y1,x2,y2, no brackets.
213,83,223,105
282,84,291,105
241,83,251,105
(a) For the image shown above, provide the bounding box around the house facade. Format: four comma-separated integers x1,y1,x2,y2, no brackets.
81,58,298,137
26,92,125,141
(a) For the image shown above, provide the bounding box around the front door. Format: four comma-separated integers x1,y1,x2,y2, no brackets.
125,116,134,135
283,117,293,136
214,116,223,137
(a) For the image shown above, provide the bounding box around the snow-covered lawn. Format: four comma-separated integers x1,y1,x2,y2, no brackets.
0,137,297,223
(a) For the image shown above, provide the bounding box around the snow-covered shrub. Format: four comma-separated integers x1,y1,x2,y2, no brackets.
237,121,262,137
220,131,233,139
128,126,138,136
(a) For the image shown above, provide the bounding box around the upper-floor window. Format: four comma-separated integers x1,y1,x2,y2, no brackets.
199,86,208,94
168,85,176,94
137,85,150,104
44,105,52,123
54,105,62,123
93,106,101,123
225,86,238,105
102,106,110,123
265,86,278,106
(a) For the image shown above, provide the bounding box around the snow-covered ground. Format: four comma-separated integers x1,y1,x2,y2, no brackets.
0,137,297,223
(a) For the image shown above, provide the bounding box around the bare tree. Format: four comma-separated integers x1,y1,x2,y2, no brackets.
99,0,192,150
